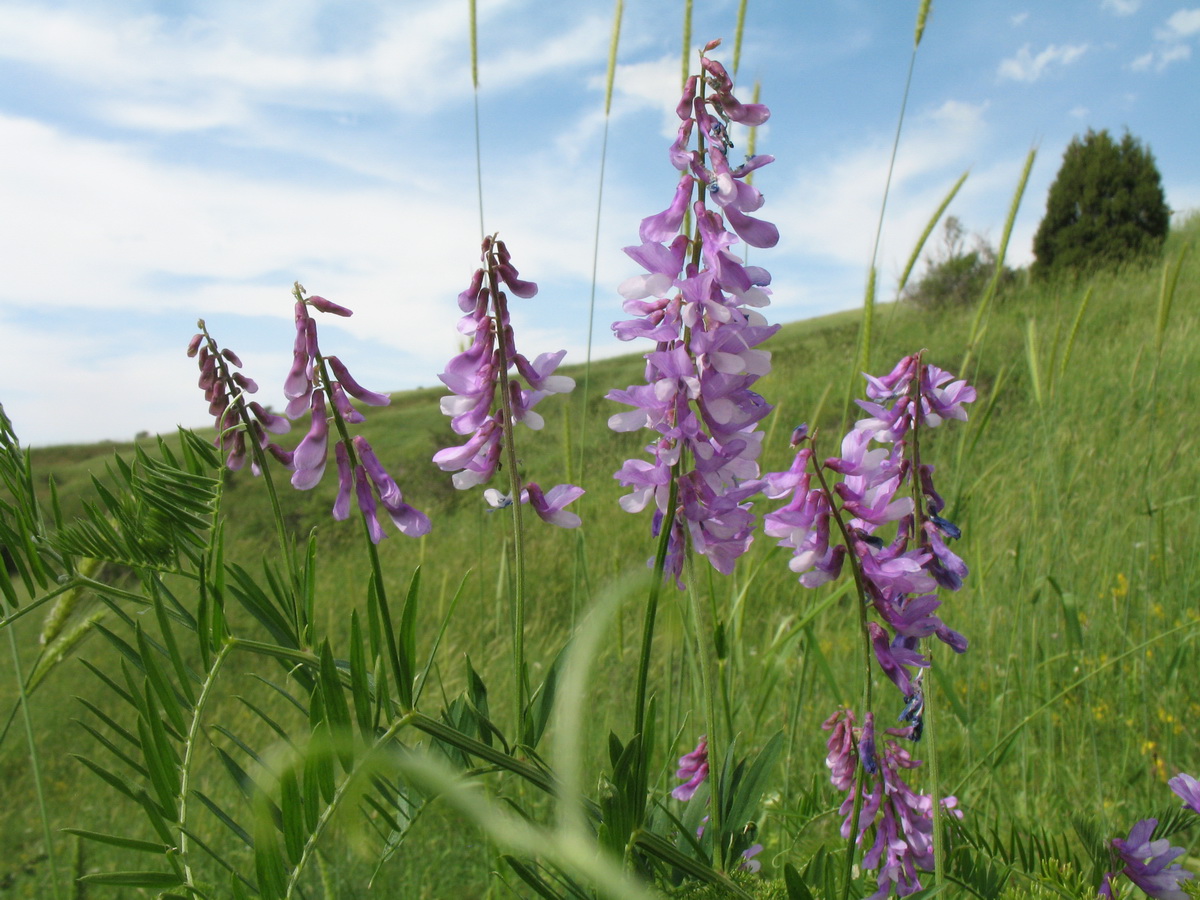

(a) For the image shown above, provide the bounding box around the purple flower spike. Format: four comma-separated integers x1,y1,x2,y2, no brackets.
608,44,779,587
273,285,430,537
188,327,292,476
672,736,709,801
434,237,583,525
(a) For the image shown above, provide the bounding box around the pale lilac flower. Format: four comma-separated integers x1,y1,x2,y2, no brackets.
672,736,709,802
434,237,582,525
1168,773,1200,815
609,42,779,586
524,482,583,529
1110,819,1193,900
739,844,764,873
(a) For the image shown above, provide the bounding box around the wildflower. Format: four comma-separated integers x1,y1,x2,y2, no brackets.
672,736,709,801
765,352,974,705
840,733,960,899
739,843,764,873
433,236,583,527
1168,772,1200,815
284,285,429,539
609,40,779,585
1109,819,1193,900
188,324,290,473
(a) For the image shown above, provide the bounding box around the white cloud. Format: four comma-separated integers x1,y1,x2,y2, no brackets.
1069,105,1090,118
1132,7,1200,70
998,43,1090,82
772,100,992,287
0,1,609,136
1102,0,1142,15
1161,8,1200,38
1011,12,1030,26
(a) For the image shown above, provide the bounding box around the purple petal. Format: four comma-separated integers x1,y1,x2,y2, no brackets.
332,441,352,520
327,356,390,406
307,295,353,317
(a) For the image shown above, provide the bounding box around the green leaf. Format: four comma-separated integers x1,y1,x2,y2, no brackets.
253,815,289,900
783,862,814,900
62,828,171,855
348,612,373,741
278,767,308,866
318,641,355,771
78,870,184,888
191,789,254,849
136,623,189,735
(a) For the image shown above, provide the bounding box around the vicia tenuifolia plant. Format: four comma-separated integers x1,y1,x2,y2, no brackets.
763,351,974,897
434,233,583,742
604,36,782,877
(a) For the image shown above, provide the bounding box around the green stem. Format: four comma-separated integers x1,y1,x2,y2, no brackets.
486,243,531,742
633,476,679,744
685,561,726,870
810,452,874,899
178,642,232,888
6,624,62,900
906,354,945,886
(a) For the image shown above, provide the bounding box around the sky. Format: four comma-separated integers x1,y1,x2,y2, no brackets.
1,0,1197,447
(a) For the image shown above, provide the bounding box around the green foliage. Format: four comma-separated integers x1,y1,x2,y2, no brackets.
1032,128,1170,279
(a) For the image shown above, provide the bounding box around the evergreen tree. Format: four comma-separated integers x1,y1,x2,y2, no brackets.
1032,129,1170,279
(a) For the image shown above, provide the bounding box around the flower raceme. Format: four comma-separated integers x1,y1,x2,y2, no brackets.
823,709,961,900
608,40,780,584
282,285,430,541
188,325,291,473
432,236,583,527
765,352,974,702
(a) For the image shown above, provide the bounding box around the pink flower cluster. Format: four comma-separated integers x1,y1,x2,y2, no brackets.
608,41,780,584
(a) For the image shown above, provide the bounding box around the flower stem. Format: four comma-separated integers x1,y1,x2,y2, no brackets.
810,449,875,899
686,560,727,870
485,243,531,741
633,474,679,745
202,320,302,640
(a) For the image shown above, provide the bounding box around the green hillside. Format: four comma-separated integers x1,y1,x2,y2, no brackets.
2,215,1198,897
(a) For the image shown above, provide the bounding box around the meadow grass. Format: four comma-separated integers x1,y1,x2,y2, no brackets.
2,216,1198,897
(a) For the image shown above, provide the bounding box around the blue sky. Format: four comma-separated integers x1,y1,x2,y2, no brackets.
1,0,1196,446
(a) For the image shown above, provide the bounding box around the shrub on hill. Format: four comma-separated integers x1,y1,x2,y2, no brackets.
1032,128,1169,280
904,216,1014,309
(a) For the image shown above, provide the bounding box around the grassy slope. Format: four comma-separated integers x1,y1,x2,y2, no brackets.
3,218,1199,894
